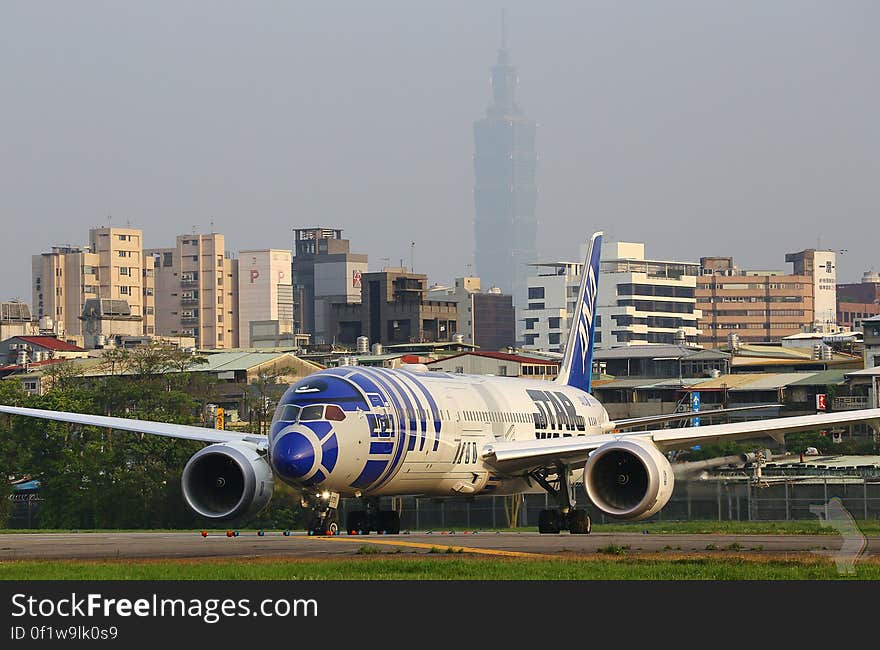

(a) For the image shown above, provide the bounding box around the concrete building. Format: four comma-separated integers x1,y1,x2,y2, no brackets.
697,248,837,347
147,233,239,350
520,242,701,353
80,298,143,349
329,269,458,346
291,228,368,344
473,24,537,312
863,315,880,371
837,270,880,328
428,277,515,351
425,350,559,379
237,250,293,348
596,242,702,348
519,260,583,353
32,227,155,339
0,302,39,340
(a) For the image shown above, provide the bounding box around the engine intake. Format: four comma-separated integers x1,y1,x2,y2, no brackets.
584,439,674,521
181,442,274,520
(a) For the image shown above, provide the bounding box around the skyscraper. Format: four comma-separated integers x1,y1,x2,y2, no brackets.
473,16,537,316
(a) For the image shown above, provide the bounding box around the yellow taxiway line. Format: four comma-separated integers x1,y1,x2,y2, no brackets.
311,534,552,558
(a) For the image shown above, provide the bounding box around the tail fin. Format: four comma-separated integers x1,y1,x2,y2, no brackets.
555,231,603,393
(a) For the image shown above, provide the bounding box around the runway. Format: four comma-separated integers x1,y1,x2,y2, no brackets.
1,531,876,561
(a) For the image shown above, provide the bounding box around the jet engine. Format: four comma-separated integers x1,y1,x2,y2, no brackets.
181,442,274,520
584,439,674,521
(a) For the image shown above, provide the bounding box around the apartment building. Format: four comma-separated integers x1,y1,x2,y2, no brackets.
520,242,701,352
428,277,515,351
32,227,154,339
697,249,836,347
238,250,293,347
147,233,239,349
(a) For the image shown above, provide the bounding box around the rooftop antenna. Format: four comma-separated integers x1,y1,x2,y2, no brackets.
210,219,215,234
410,241,415,272
501,7,507,51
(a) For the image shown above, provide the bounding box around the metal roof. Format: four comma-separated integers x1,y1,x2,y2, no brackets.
727,373,816,391
196,352,297,372
787,369,850,387
594,345,724,361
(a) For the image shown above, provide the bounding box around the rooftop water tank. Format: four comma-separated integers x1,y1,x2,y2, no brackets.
356,336,369,354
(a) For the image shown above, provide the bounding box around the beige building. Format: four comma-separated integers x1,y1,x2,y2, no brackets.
697,249,836,347
146,233,239,350
32,227,155,340
238,250,293,347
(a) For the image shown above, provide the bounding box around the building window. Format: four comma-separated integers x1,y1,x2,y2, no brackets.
528,287,545,299
499,366,507,376
549,333,561,345
523,334,538,346
548,317,561,329
119,266,130,276
528,302,545,310
525,318,538,330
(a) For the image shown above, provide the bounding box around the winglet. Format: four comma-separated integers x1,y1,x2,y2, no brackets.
555,231,603,393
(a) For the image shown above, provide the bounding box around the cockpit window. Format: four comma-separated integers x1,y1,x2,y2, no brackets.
275,404,301,423
300,405,325,422
325,405,346,421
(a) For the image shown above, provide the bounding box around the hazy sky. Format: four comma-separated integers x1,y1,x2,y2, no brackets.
1,1,877,303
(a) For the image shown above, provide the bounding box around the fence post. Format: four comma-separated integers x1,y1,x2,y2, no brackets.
824,478,828,520
747,483,752,521
785,480,790,521
865,478,869,522
716,480,722,522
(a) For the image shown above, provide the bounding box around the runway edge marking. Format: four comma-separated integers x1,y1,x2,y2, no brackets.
311,535,553,558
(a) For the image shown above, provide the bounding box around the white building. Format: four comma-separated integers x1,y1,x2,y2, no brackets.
597,242,702,348
237,250,293,347
519,261,584,353
519,242,702,353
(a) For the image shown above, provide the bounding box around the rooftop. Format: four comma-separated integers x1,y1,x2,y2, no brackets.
12,336,85,352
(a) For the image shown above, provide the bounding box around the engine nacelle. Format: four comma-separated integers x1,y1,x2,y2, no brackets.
181,442,274,521
584,439,674,521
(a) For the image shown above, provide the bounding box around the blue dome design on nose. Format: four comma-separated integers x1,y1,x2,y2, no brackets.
273,431,316,479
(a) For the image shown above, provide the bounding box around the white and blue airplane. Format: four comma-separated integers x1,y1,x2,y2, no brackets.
3,232,879,534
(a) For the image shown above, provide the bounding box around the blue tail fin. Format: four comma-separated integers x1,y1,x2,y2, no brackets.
555,231,603,393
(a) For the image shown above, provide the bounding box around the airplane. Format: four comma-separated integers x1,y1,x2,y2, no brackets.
2,232,879,535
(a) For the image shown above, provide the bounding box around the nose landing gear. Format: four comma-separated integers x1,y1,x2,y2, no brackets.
304,491,341,536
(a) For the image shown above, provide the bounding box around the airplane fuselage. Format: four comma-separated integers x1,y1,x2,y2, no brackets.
267,366,611,498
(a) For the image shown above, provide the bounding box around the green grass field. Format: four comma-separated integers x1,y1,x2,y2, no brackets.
1,556,877,580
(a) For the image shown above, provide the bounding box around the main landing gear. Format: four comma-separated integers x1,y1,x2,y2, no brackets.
345,497,401,535
531,464,591,535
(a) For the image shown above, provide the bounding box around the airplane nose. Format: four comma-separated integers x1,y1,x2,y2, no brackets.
271,423,339,486
273,428,317,480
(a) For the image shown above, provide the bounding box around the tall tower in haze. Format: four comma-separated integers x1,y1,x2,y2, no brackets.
473,13,537,314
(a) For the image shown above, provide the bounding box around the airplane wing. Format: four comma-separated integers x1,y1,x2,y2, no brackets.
611,404,782,430
0,405,268,448
483,408,880,475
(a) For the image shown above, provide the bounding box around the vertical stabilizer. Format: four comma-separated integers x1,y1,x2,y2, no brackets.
555,232,603,392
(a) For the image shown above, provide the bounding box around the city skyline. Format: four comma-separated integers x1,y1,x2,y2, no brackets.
1,1,877,302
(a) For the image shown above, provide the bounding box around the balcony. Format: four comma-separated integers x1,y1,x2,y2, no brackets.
181,297,199,306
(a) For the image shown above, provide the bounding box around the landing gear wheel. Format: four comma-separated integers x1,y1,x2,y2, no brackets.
347,511,368,535
378,510,401,535
538,509,561,534
568,509,591,535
